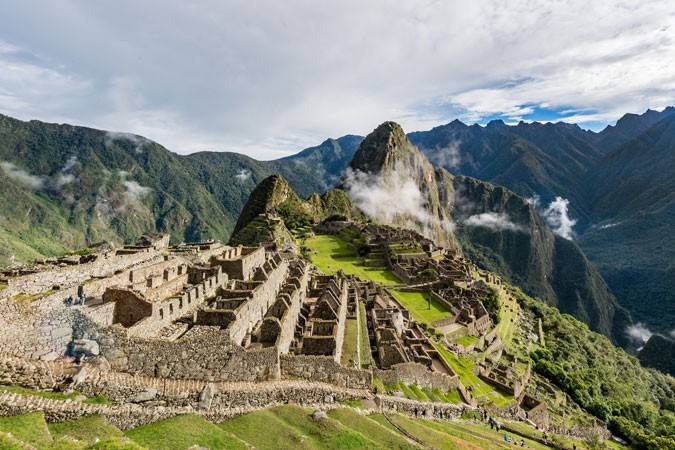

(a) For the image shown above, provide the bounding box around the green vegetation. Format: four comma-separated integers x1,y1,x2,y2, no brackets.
326,408,418,450
125,414,246,450
10,289,56,303
455,335,479,347
358,302,372,368
390,290,451,326
305,235,398,285
341,318,359,367
0,412,53,448
48,415,123,445
434,344,513,408
0,385,109,405
518,289,675,449
220,404,381,449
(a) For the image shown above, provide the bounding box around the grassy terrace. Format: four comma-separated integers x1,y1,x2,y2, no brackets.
305,235,452,327
390,290,451,326
305,235,398,285
0,385,110,405
433,345,513,408
455,334,479,347
341,319,359,367
358,302,372,368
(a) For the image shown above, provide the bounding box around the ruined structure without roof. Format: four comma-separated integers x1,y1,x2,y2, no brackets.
0,222,557,433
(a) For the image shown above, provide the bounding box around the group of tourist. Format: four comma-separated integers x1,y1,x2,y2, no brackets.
64,292,86,306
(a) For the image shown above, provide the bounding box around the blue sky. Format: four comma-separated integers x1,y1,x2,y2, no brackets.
0,1,674,159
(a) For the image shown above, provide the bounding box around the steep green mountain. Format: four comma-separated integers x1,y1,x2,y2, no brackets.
0,114,361,266
345,122,630,343
406,108,675,338
229,173,360,248
346,121,458,249
580,113,675,334
639,334,675,376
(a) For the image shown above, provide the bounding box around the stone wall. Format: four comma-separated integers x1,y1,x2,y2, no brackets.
226,258,289,345
374,395,465,419
280,354,372,389
97,326,280,382
374,362,459,392
1,250,158,300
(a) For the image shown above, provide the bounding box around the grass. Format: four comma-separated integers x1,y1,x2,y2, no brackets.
0,385,110,405
305,235,398,285
379,413,471,449
358,301,372,368
327,408,419,450
494,286,519,348
455,335,479,347
125,414,246,450
10,289,56,303
48,415,123,445
420,418,554,450
433,345,513,408
271,404,382,449
390,290,451,326
341,318,359,367
0,411,53,448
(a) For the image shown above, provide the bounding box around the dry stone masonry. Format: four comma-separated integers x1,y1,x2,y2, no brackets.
0,224,563,434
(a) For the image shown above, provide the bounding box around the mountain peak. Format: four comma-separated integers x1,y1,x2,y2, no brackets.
231,173,293,235
348,121,418,174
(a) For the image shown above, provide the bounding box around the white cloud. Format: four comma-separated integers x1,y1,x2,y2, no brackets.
464,212,523,232
0,160,44,189
118,170,151,202
428,141,461,169
0,2,674,157
535,196,576,240
626,322,653,345
235,169,251,182
54,155,78,187
343,165,453,240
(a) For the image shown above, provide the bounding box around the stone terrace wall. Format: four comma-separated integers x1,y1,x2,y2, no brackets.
1,250,158,300
280,354,372,389
374,395,465,419
227,258,289,345
374,362,459,392
99,326,281,382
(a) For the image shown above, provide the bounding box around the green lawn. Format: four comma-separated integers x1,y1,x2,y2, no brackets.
358,301,373,368
493,285,519,348
0,412,53,448
434,344,513,408
305,235,398,285
48,415,123,445
341,319,359,367
390,290,451,326
455,335,479,347
327,408,418,450
0,385,110,405
126,414,246,450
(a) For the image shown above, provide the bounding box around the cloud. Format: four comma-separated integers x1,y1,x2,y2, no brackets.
342,165,454,241
118,170,151,202
428,141,461,169
0,161,45,189
626,322,653,345
530,195,577,239
464,212,524,232
235,169,251,182
0,2,674,157
54,155,78,187
105,131,148,153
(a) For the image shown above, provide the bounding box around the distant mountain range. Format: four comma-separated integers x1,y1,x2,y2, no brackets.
0,107,673,343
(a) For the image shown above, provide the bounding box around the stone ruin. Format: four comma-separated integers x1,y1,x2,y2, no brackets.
0,224,556,432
